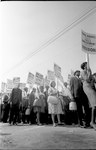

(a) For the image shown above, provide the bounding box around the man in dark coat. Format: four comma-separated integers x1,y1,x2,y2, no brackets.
9,83,22,125
29,88,36,124
2,94,10,123
70,70,86,127
70,70,90,128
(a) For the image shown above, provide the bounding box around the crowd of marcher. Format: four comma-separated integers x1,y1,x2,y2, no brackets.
1,62,96,130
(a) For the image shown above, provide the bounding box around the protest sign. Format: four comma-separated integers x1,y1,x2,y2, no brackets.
82,30,96,54
1,82,6,93
27,72,34,84
35,72,44,86
6,79,13,93
54,63,61,79
47,70,55,81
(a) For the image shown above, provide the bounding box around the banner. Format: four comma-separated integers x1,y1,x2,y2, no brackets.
13,77,20,88
6,79,13,93
82,30,96,54
27,72,34,84
35,72,44,86
54,63,61,78
47,70,55,81
1,82,6,93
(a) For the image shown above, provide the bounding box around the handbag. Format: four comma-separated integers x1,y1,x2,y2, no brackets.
33,98,42,107
25,108,30,115
47,96,59,105
69,101,77,111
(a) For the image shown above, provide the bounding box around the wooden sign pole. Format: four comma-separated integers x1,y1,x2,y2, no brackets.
86,53,90,69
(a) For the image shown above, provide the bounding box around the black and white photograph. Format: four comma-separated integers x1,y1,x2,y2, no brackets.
0,1,96,149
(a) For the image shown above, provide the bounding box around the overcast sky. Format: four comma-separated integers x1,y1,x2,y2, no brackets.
0,1,96,88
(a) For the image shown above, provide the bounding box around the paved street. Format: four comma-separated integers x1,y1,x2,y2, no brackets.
0,122,96,149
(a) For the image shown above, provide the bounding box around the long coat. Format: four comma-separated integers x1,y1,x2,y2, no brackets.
70,76,83,98
10,88,22,106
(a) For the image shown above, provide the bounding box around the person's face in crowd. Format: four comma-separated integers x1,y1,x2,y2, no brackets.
33,88,36,93
75,71,80,77
51,81,56,88
40,86,44,93
84,63,87,70
24,87,28,93
45,86,49,91
64,82,67,88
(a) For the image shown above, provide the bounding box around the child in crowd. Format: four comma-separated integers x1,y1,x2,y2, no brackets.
69,99,78,126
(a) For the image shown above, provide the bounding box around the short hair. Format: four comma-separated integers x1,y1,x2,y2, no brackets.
64,82,68,86
39,86,44,91
50,81,56,87
81,62,87,70
32,87,36,91
4,95,8,100
45,85,49,89
39,85,44,89
74,70,80,76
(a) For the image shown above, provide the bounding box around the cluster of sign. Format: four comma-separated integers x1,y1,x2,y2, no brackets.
1,77,26,94
1,63,64,93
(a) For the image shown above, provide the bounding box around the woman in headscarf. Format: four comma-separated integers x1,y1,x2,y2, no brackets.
81,62,96,130
47,81,63,127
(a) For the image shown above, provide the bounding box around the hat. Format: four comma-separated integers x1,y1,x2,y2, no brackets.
74,70,80,76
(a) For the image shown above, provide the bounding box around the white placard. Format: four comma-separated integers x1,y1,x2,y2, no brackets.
35,72,44,85
47,70,55,81
1,82,6,93
82,30,96,54
6,79,13,93
27,72,34,84
54,63,61,78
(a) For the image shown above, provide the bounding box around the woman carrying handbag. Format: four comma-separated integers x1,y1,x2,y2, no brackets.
47,81,63,127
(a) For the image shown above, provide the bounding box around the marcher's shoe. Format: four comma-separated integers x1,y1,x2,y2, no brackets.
74,124,80,127
37,123,42,126
20,122,24,125
9,122,12,126
84,124,93,129
13,122,18,125
53,123,57,127
58,122,63,125
90,123,96,130
78,123,84,128
72,123,75,126
80,125,84,128
29,122,32,125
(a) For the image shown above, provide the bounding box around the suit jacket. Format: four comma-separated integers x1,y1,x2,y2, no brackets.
29,92,35,108
70,76,83,98
10,88,22,105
